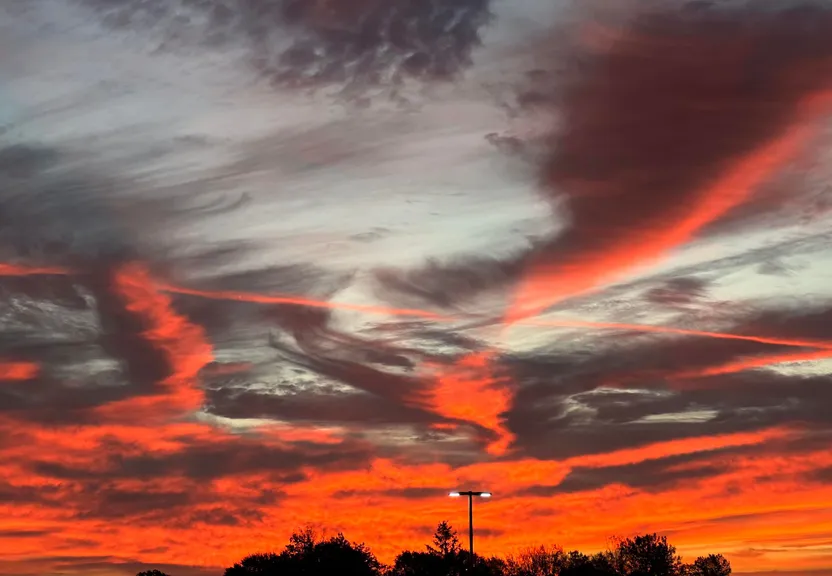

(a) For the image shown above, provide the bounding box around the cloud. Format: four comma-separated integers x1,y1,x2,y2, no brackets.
77,0,494,99
516,431,832,497
371,252,532,311
2,1,832,574
333,486,449,500
643,277,711,307
0,530,51,538
207,386,441,427
0,144,136,264
521,452,726,496
73,488,196,520
508,1,832,319
503,303,832,459
372,1,832,318
809,466,832,484
30,434,370,482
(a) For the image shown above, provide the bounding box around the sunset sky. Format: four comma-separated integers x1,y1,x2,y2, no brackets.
2,0,832,575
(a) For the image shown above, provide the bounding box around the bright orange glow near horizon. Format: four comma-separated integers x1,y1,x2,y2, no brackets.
3,261,832,574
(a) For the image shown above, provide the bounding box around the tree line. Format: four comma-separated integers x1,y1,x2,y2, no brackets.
137,521,731,576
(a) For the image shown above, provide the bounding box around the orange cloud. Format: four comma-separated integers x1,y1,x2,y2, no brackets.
673,348,832,384
0,264,69,277
506,94,831,325
415,351,514,455
0,362,38,381
94,262,214,419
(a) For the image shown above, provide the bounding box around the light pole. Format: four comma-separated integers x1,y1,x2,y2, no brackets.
449,490,491,566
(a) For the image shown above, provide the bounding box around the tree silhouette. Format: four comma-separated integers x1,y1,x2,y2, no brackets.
559,550,617,576
505,544,566,576
390,522,506,576
427,521,462,557
222,527,731,576
312,533,381,576
136,571,171,576
391,550,447,576
223,552,295,575
685,554,731,576
612,534,684,576
224,529,379,576
474,555,509,576
284,527,317,557
393,522,464,576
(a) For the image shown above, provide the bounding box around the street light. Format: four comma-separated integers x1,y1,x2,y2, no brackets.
448,490,492,565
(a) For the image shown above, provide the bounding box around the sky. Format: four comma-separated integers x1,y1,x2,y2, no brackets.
1,0,832,575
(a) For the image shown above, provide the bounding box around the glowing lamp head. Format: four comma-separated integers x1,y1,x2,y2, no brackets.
448,491,461,497
480,492,492,498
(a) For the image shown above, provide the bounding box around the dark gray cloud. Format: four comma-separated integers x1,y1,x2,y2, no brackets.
166,263,351,351
165,262,465,432
73,488,196,520
0,273,140,423
0,369,127,424
809,465,832,483
0,136,476,460
371,1,832,315
0,144,59,179
0,274,87,311
0,139,266,271
207,386,440,427
0,530,51,538
643,277,711,307
519,428,832,496
31,437,370,481
371,251,532,311
531,2,832,233
86,265,174,392
0,481,62,505
521,452,727,497
502,304,832,459
174,261,345,296
510,369,832,459
79,0,494,99
333,486,453,500
65,485,277,528
263,303,438,407
0,144,134,263
0,139,386,430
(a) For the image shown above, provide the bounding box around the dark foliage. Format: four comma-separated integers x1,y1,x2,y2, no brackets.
223,528,379,576
391,521,499,576
612,533,684,576
218,523,730,576
686,554,732,576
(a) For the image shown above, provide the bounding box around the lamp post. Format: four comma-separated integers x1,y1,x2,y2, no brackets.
449,490,491,567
